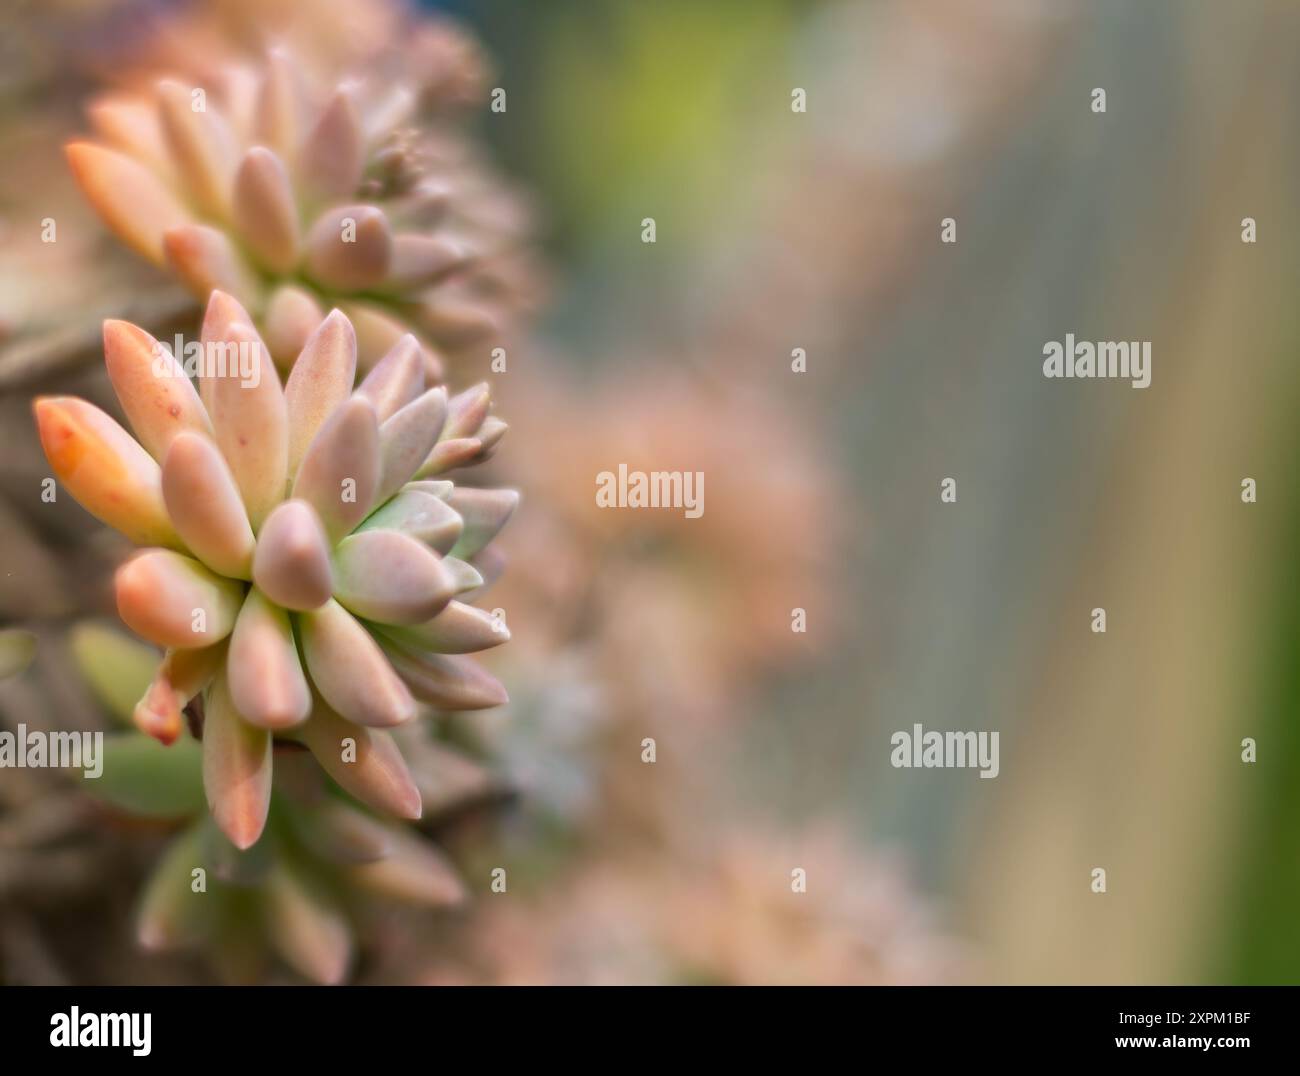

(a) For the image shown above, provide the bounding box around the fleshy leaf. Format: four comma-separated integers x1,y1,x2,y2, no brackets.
162,431,256,579
299,599,416,727
298,700,422,819
284,309,357,479
88,732,205,817
332,530,456,625
227,588,311,729
103,320,212,462
291,396,379,542
202,670,272,849
34,396,182,549
115,549,245,648
68,621,158,724
251,499,334,611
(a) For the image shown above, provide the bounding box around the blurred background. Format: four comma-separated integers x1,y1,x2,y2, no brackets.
1,0,1298,984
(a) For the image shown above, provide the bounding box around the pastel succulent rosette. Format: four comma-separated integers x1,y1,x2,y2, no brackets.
68,46,533,376
34,290,516,852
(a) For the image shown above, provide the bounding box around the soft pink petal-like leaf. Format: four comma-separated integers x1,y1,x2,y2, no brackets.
357,489,461,553
227,588,311,729
384,234,471,290
232,146,299,273
304,205,391,291
299,599,416,727
446,487,519,559
116,550,245,648
254,48,302,157
381,641,508,711
103,320,212,462
375,386,447,502
332,529,455,625
298,89,364,199
163,224,262,306
202,301,287,530
202,670,271,849
251,499,333,610
65,141,190,265
34,397,181,548
291,396,379,542
298,700,421,819
162,431,256,579
157,79,236,218
381,600,508,655
354,334,424,421
348,825,465,907
263,285,325,368
284,310,357,478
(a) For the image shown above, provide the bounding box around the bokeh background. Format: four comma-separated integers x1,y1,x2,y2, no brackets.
1,0,1298,984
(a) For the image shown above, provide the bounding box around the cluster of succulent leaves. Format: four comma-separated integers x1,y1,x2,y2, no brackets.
70,45,532,376
35,290,516,982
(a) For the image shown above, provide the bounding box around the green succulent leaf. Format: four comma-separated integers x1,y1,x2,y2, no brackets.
87,732,205,818
69,621,159,725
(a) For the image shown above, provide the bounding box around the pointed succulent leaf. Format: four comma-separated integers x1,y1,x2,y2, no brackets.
299,599,416,727
375,386,447,502
227,588,311,729
202,671,272,850
164,223,262,306
263,859,353,985
34,396,182,548
305,205,391,291
116,550,245,649
298,88,364,199
357,489,462,553
254,48,302,157
133,643,223,744
157,78,235,219
384,234,471,289
446,487,519,559
381,638,508,710
263,285,325,368
381,600,508,655
232,146,300,273
203,307,287,530
162,431,256,579
332,530,456,625
299,701,422,819
284,309,357,478
442,381,491,440
137,825,210,950
251,499,333,610
65,141,190,265
354,334,424,421
103,320,212,462
348,825,465,907
441,556,484,594
415,437,482,478
291,396,379,542
290,800,394,865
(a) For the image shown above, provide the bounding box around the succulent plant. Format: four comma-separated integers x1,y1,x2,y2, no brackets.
33,290,517,855
67,43,535,377
64,619,501,985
